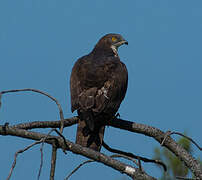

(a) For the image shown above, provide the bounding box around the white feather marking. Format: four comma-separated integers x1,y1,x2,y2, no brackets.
102,88,109,99
111,45,118,57
124,166,136,175
104,94,109,99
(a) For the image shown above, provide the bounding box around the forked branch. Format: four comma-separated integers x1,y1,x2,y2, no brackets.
1,89,201,179
0,125,156,180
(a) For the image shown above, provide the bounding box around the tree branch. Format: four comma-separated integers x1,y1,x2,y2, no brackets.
64,159,94,180
50,143,57,180
11,117,78,130
162,131,202,151
108,118,202,179
102,140,167,171
6,140,43,180
2,116,202,179
65,154,142,180
0,125,155,180
0,89,65,133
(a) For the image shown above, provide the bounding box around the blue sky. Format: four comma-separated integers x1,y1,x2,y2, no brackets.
0,0,201,179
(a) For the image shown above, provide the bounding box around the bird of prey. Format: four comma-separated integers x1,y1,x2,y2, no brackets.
70,33,128,151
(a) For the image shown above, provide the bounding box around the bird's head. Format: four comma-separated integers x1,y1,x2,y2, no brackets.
93,33,128,55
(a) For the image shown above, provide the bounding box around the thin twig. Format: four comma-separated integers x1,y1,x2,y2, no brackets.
110,154,140,167
102,140,167,171
162,131,202,151
50,143,58,180
137,157,142,172
37,128,55,180
6,140,43,180
176,176,198,180
160,130,171,146
53,128,69,153
0,89,65,133
64,154,141,180
64,159,94,180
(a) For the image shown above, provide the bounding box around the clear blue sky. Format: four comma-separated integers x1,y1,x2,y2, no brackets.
0,1,201,179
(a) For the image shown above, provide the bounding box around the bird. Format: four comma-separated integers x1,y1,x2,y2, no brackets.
70,33,128,151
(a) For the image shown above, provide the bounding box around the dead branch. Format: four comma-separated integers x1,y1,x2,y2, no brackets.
12,117,78,130
11,117,78,130
176,176,199,180
0,125,156,180
102,140,167,171
111,154,140,167
38,128,56,180
108,118,202,179
161,131,202,151
64,159,94,180
7,140,43,180
0,89,65,133
65,154,143,180
8,117,202,178
50,143,57,180
53,128,68,153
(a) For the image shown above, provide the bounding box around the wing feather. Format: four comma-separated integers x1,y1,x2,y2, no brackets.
70,54,128,116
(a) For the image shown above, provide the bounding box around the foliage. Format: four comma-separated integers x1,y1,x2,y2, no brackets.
153,134,201,180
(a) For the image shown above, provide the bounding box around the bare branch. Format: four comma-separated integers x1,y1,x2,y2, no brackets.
137,157,143,172
0,125,156,180
64,159,94,180
12,117,78,130
0,89,65,133
50,143,57,180
4,116,202,178
1,87,201,179
108,118,202,179
38,140,44,180
7,140,43,180
37,128,56,180
111,154,140,167
102,140,167,171
53,128,68,153
162,131,202,151
176,176,199,180
65,154,143,180
160,130,172,146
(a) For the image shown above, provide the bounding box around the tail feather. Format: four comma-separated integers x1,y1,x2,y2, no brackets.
76,119,105,151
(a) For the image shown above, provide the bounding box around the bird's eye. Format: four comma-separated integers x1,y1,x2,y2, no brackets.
111,37,117,42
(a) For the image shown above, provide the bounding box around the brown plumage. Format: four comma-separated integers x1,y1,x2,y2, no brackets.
70,33,128,151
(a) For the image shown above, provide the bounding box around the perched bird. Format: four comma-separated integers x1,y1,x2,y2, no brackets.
70,33,128,151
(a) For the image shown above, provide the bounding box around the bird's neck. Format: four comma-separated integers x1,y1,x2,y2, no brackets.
110,45,118,57
92,45,118,57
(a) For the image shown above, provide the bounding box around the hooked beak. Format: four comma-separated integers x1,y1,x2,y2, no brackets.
120,37,128,45
114,39,128,48
123,40,128,45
